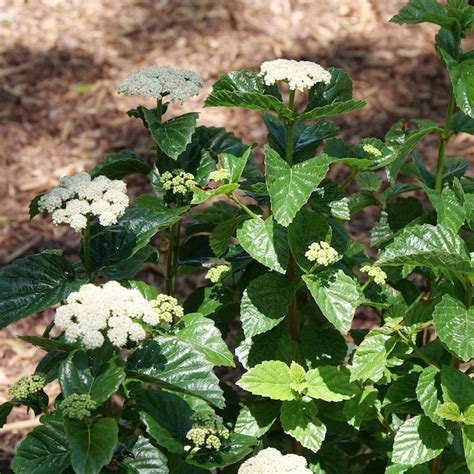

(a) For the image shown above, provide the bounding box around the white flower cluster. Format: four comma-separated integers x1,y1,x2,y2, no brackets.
362,144,382,157
148,294,184,325
208,169,230,183
238,448,312,474
54,281,160,349
260,59,331,92
38,172,129,232
305,241,339,266
361,265,387,286
160,170,195,196
206,265,230,284
117,66,203,103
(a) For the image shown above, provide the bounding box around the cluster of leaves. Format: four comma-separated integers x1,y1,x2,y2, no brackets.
0,0,473,472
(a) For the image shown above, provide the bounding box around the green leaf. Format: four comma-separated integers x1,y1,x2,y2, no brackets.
355,172,383,192
238,361,294,401
137,389,193,455
306,366,359,402
175,313,234,367
377,224,471,272
11,420,70,474
343,387,379,428
462,426,474,474
265,146,329,226
391,415,448,466
303,270,360,333
425,186,466,233
350,329,392,383
441,365,474,411
18,336,72,353
298,100,366,122
90,150,149,179
64,417,118,474
306,68,354,109
234,402,280,438
433,296,474,362
121,436,169,474
59,347,126,404
204,70,294,120
390,0,453,29
288,209,331,272
191,183,238,205
29,194,44,219
240,272,294,338
416,366,445,427
0,251,80,329
144,110,199,159
237,217,289,273
280,399,326,453
0,402,14,428
220,147,251,183
329,198,350,220
300,322,347,368
210,215,245,257
436,402,462,421
127,337,224,408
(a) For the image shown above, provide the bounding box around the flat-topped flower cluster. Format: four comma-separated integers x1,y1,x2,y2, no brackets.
238,447,312,473
38,172,129,232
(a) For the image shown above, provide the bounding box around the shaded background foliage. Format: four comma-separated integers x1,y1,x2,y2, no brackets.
0,0,473,465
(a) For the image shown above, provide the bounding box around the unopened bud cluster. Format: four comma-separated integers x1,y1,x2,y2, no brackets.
208,169,230,183
9,373,46,400
60,394,97,419
361,265,387,285
184,412,230,455
206,265,230,284
38,172,129,232
305,241,339,266
160,170,195,196
149,294,184,325
238,447,312,473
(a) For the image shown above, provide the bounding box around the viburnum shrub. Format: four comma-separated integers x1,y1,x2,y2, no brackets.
1,1,473,472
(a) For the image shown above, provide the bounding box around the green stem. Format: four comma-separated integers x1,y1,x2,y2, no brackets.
156,99,163,122
397,330,440,372
82,220,92,280
165,221,180,296
341,168,358,190
435,90,455,192
465,276,473,308
230,194,259,219
285,89,296,165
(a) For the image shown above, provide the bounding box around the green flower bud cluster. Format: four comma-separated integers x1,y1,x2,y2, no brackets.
150,294,184,325
362,143,382,157
206,265,230,284
160,170,195,196
184,412,230,455
60,393,97,419
361,265,387,285
9,373,46,400
305,241,338,266
208,169,230,183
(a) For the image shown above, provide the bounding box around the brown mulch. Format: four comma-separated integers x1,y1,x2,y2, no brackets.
1,0,473,462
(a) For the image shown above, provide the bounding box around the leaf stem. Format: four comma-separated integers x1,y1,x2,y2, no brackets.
81,219,93,280
165,221,181,295
230,194,259,219
285,89,296,165
434,89,455,192
396,330,440,372
341,168,358,190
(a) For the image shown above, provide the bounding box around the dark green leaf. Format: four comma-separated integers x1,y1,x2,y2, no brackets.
306,366,359,402
121,436,169,474
0,251,80,328
390,0,453,29
441,365,474,411
306,68,354,109
18,336,72,353
220,147,251,183
298,100,366,122
90,150,149,179
234,402,280,438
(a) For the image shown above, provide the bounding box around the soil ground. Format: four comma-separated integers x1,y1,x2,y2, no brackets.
1,0,473,466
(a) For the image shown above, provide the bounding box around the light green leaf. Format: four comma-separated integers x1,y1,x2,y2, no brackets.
306,366,359,401
416,366,445,427
121,436,169,474
350,329,392,383
290,362,308,394
175,313,234,367
237,217,289,273
303,270,360,333
298,100,366,122
64,417,118,474
0,251,81,329
220,147,251,183
425,186,466,233
436,402,462,422
144,110,199,159
462,426,474,474
343,387,379,428
11,421,71,474
265,146,329,226
90,150,149,179
433,296,474,362
329,198,350,220
127,337,224,408
390,0,453,29
280,399,326,453
391,415,448,466
356,172,383,192
204,70,294,120
377,224,471,272
234,402,280,438
191,183,239,205
59,347,125,404
240,272,294,338
238,361,294,401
